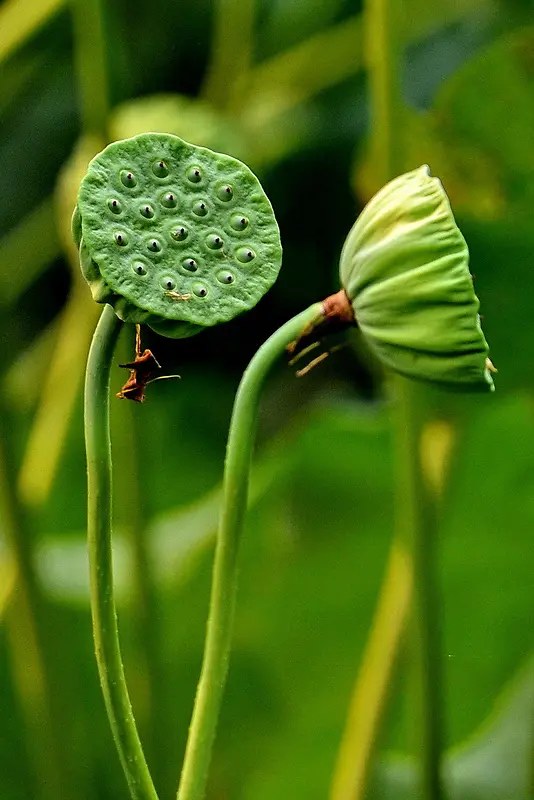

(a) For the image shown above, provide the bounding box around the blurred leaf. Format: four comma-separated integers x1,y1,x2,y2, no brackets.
459,216,534,392
201,0,255,110
2,318,59,412
435,26,534,193
0,52,43,118
371,657,534,799
259,0,347,56
355,109,506,219
110,94,248,160
242,0,492,131
16,136,103,507
0,199,60,307
0,0,64,65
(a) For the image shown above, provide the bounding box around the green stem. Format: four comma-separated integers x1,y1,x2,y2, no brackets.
395,377,444,799
177,303,323,800
85,304,158,800
119,394,166,773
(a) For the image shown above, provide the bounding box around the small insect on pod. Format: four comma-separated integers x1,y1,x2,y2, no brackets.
73,132,283,339
338,165,495,391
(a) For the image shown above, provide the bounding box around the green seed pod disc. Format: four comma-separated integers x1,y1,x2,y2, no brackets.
339,165,494,391
74,132,282,338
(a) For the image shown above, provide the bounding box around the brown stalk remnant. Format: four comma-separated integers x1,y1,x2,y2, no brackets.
286,288,356,375
117,325,162,402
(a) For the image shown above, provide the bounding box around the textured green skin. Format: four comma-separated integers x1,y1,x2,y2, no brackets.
75,133,282,337
340,165,494,391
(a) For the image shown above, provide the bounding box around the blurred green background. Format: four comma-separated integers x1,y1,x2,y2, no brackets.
1,0,534,798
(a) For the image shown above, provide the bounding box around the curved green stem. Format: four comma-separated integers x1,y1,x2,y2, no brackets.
177,303,323,800
85,304,158,800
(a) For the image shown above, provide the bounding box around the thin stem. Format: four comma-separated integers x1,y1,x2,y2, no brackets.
395,376,444,800
117,386,166,775
177,303,323,800
85,304,158,800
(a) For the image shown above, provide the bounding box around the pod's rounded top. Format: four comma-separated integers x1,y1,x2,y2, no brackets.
74,132,282,337
339,166,494,391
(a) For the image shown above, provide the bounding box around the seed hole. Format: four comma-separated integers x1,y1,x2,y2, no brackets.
192,201,208,217
182,258,198,273
217,185,233,201
152,160,169,177
217,270,234,285
114,232,128,246
193,282,208,298
148,239,161,253
133,262,147,276
140,204,154,219
206,233,223,249
120,170,137,188
236,246,255,263
187,166,202,183
171,226,188,242
230,214,249,231
161,277,176,291
161,192,177,208
108,198,122,214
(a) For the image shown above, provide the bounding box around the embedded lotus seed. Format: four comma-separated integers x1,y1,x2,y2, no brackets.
182,258,198,273
108,198,122,214
230,215,249,231
114,232,128,246
161,277,176,290
192,283,208,297
217,185,233,201
236,247,255,262
161,192,177,209
206,234,223,249
187,166,202,183
147,239,161,252
152,160,169,177
133,262,147,276
171,226,188,242
140,204,155,218
192,201,208,217
217,270,234,285
120,170,137,187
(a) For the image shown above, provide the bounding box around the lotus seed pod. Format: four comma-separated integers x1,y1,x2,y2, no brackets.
74,132,282,338
339,165,494,391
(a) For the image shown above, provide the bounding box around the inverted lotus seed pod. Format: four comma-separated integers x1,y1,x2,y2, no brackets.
74,132,282,338
339,165,494,391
